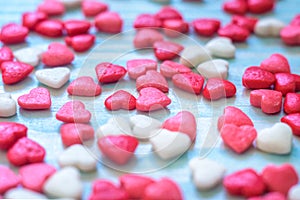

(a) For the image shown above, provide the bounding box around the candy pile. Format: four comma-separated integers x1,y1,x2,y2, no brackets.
0,0,300,199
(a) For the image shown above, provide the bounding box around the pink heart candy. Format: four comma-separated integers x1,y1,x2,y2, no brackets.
136,70,169,93
160,60,191,78
126,59,157,79
104,90,136,111
56,100,91,123
67,76,101,97
41,42,74,67
17,87,51,110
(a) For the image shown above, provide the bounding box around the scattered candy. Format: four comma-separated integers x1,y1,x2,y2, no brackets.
256,122,293,155
205,37,235,59
56,100,91,123
22,11,48,30
155,6,182,21
95,62,127,83
247,0,274,14
82,0,108,17
280,25,300,46
95,11,123,33
0,165,20,194
129,115,161,140
284,93,300,114
162,19,189,37
192,18,221,37
250,89,282,114
42,43,74,67
0,46,14,65
64,19,91,36
179,46,211,68
35,20,64,38
65,34,95,52
89,179,128,200
60,123,94,147
260,53,290,74
218,24,250,42
242,66,276,89
222,0,248,15
37,0,65,16
172,72,205,94
134,14,162,29
18,87,51,110
231,15,258,32
254,18,285,37
104,90,136,111
196,59,229,79
136,70,169,92
126,59,157,79
0,93,17,117
96,116,132,138
14,46,45,67
133,28,164,49
0,23,29,44
153,40,184,61
160,60,191,78
288,185,300,200
1,61,34,85
4,188,47,199
274,73,297,96
281,113,300,136
0,122,27,150
35,67,70,89
202,78,236,100
67,76,101,97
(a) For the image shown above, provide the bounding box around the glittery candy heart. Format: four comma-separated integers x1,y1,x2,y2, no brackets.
281,113,300,136
160,60,191,78
218,23,250,42
202,78,236,101
1,61,33,85
67,76,101,97
95,62,127,83
17,87,51,110
283,93,300,114
222,0,248,15
35,67,70,89
104,90,136,111
250,89,282,114
153,40,184,61
65,34,95,52
172,72,205,94
94,11,123,33
136,70,169,92
242,66,276,89
56,100,91,123
41,42,74,67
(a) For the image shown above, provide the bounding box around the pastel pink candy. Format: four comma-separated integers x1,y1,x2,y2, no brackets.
136,70,169,92
133,28,164,49
126,59,157,79
250,89,282,114
160,60,191,78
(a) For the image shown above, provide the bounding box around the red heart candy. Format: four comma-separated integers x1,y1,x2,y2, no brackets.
218,23,250,42
133,28,164,49
172,72,205,95
248,192,286,200
7,137,46,166
22,11,48,30
136,87,171,112
65,34,95,52
0,23,29,44
242,66,276,89
120,174,155,199
98,135,139,165
280,25,300,46
281,113,300,136
163,19,189,38
231,15,258,32
0,165,20,194
104,90,136,111
260,53,290,74
1,61,34,85
202,78,236,101
247,0,275,14
19,163,56,193
67,76,101,97
56,100,91,123
64,20,91,36
60,123,95,147
0,46,14,65
37,0,65,16
291,14,300,26
42,42,74,67
250,89,282,114
134,14,162,29
126,59,157,79
82,0,108,17
18,87,51,110
223,0,248,15
274,73,296,96
0,122,27,150
155,6,183,21
293,74,300,90
94,11,123,33
162,111,197,141
95,62,127,83
192,18,221,37
223,169,266,197
218,106,254,130
221,124,257,154
143,178,183,200
89,180,129,200
136,70,169,92
35,20,64,37
160,60,191,78
262,164,298,195
283,93,300,114
153,40,184,61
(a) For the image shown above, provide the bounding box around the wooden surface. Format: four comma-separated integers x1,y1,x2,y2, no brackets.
1,0,300,199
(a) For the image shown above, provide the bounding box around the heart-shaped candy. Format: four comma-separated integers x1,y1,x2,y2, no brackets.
222,0,248,15
205,37,236,58
82,0,108,17
260,53,290,74
98,135,139,165
160,60,191,78
0,166,20,194
35,67,70,89
67,76,101,97
60,123,94,147
189,158,226,190
41,42,74,67
162,19,189,38
150,129,191,160
96,117,132,138
56,100,91,123
202,78,236,101
89,179,128,200
218,106,254,130
0,93,17,117
136,87,171,112
0,23,29,44
288,185,300,200
4,188,47,199
130,115,161,140
133,14,162,29
14,46,45,67
7,137,46,166
192,18,221,37
280,25,300,46
218,24,250,42
153,40,184,61
254,18,285,37
19,163,56,193
35,20,64,37
95,62,127,83
172,72,205,94
242,66,276,89
22,11,48,30
250,89,282,114
0,122,27,150
274,73,297,96
247,0,275,14
133,29,164,49
58,144,97,172
155,6,182,21
256,122,292,155
196,59,229,79
104,90,136,111
136,70,169,92
65,34,95,52
94,11,123,33
43,167,83,199
231,15,258,32
126,59,157,79
1,61,34,85
284,93,300,114
64,19,91,36
281,113,300,136
18,87,51,110
37,0,65,16
262,164,298,195
179,46,211,68
0,46,14,65
248,192,286,200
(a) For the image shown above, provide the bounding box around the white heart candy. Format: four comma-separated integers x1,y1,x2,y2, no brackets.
130,115,162,140
189,158,226,190
254,18,286,37
96,116,132,138
196,59,229,79
14,46,45,67
256,122,293,155
58,144,97,172
58,0,82,8
35,67,70,89
43,167,82,199
288,185,300,200
4,188,47,199
0,93,16,117
150,129,191,160
180,46,211,68
205,37,235,59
